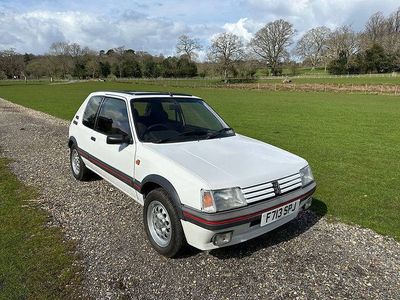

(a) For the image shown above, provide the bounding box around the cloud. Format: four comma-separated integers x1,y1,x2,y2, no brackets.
223,18,254,42
0,9,190,55
0,0,399,58
246,0,400,32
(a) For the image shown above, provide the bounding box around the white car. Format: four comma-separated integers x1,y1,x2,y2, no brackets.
68,91,316,257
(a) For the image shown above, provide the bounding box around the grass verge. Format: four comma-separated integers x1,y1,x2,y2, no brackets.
0,157,81,299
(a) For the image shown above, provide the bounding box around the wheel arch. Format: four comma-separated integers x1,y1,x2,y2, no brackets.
140,175,183,218
68,136,78,148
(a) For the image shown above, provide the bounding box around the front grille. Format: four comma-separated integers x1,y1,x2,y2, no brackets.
242,173,302,204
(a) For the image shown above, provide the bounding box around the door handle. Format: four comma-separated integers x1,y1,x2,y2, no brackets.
91,136,96,141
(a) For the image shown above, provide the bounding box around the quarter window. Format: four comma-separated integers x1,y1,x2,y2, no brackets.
82,96,102,129
96,98,131,136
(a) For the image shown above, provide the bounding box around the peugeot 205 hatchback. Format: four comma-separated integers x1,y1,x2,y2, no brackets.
68,91,316,257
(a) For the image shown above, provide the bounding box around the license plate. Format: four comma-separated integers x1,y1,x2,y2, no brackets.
260,200,300,227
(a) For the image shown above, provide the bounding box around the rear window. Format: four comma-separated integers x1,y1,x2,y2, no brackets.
82,96,102,129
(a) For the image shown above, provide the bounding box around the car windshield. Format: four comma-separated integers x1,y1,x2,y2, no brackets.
131,97,234,143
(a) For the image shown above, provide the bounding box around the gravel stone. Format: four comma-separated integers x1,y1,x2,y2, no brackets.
0,97,399,300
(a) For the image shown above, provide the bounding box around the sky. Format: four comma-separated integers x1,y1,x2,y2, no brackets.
0,0,399,59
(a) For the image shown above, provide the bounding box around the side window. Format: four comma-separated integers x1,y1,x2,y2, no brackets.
82,96,102,129
96,98,131,136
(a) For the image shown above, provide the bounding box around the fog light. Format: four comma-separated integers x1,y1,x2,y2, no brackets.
212,231,233,246
304,197,312,210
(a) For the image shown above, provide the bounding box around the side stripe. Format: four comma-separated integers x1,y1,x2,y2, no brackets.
78,148,142,192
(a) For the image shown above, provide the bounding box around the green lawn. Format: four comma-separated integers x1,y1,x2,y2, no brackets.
0,81,399,241
0,157,81,299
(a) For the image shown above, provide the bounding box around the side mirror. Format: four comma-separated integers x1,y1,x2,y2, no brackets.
106,134,132,144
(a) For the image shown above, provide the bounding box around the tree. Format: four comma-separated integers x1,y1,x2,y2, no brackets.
48,41,72,78
364,12,387,44
208,32,244,82
26,57,51,79
160,57,178,77
85,58,100,78
364,44,392,73
326,25,359,61
122,58,142,78
176,35,202,61
176,57,197,77
385,7,400,56
99,61,111,77
112,46,126,78
0,49,25,78
250,19,295,75
142,58,160,78
296,26,331,69
327,50,348,75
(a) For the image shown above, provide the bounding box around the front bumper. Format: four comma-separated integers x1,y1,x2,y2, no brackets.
181,182,316,250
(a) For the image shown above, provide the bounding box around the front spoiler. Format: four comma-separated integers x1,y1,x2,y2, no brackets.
182,182,316,230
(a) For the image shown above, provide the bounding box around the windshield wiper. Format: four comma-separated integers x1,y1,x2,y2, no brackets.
206,127,234,139
156,129,209,143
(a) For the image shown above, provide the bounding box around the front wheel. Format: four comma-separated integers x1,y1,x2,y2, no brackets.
143,188,186,257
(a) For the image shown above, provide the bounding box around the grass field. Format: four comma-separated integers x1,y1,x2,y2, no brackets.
0,81,399,241
0,157,80,299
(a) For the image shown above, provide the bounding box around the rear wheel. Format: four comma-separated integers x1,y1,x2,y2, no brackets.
70,145,90,181
144,188,186,257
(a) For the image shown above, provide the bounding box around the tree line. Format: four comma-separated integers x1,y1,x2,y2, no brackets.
0,7,399,80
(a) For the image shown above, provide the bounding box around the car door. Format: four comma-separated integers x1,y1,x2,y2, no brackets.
89,96,139,200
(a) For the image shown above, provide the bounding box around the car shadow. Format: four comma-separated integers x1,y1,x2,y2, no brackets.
177,198,327,260
85,172,103,182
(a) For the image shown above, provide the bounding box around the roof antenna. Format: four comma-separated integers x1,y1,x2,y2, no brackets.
169,92,173,97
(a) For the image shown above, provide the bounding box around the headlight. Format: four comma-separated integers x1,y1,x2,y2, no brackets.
300,165,314,187
201,187,247,213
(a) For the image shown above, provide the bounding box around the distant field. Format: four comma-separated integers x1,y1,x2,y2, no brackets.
134,75,400,86
256,76,400,85
0,81,399,240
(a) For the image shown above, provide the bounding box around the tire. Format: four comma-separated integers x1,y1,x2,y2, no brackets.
70,145,91,181
143,188,186,257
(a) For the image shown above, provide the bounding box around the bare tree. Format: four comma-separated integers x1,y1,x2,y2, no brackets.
387,7,400,33
70,42,82,58
176,35,202,61
296,26,331,69
250,19,295,75
385,7,400,55
326,25,359,60
208,32,244,82
364,12,387,43
113,46,126,78
49,41,72,78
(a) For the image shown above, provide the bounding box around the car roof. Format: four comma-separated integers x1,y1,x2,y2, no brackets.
91,90,200,99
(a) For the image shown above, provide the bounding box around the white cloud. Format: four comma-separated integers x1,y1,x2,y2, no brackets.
1,0,399,58
223,18,254,42
0,9,190,55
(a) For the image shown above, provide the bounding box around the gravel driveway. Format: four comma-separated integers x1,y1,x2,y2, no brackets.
0,97,399,300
